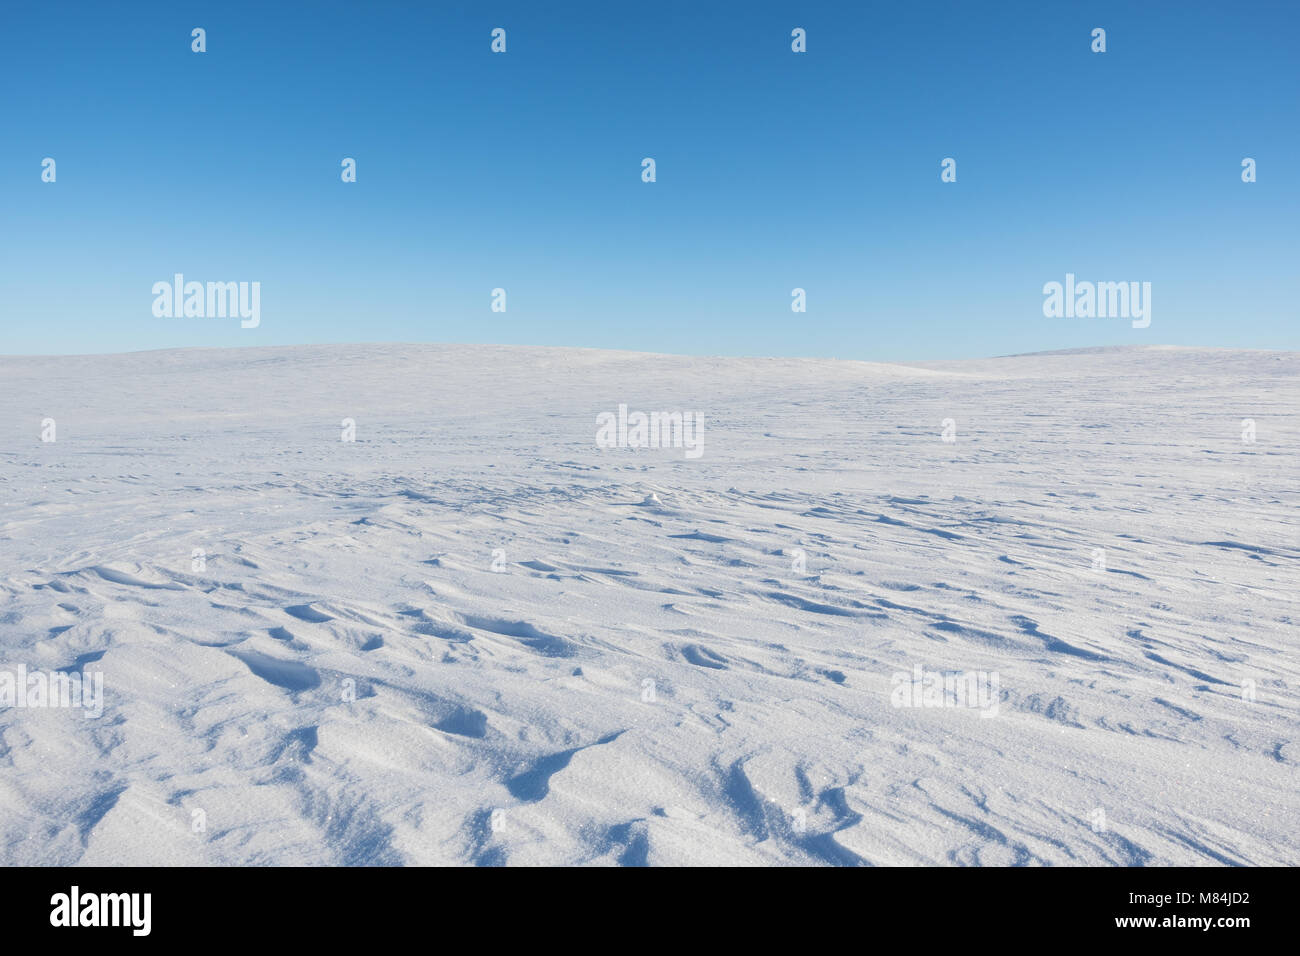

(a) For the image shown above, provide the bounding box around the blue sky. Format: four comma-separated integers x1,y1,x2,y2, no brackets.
2,0,1296,359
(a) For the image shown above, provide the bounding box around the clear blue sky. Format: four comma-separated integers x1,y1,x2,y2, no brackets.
2,0,1296,359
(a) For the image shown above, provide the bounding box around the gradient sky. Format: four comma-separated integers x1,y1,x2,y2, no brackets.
2,0,1296,359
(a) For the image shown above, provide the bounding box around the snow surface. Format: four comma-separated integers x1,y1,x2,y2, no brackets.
1,343,1296,865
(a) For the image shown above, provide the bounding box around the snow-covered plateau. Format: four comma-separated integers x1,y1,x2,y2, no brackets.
1,343,1296,865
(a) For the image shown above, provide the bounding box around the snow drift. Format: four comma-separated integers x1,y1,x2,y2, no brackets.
0,344,1296,865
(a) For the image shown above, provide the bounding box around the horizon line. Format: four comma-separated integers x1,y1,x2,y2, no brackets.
2,341,1292,364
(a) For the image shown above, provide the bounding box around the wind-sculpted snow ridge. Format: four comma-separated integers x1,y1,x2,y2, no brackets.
0,344,1296,865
